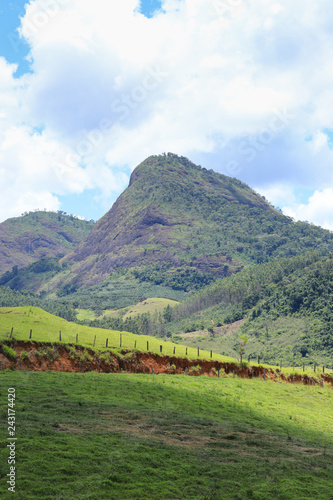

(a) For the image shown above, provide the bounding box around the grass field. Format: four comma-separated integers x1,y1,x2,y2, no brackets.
0,371,332,499
0,307,235,363
102,297,179,320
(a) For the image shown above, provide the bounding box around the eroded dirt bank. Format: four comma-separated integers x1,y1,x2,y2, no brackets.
0,341,332,387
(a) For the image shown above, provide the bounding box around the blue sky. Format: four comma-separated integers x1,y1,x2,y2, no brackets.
1,1,333,228
0,2,29,75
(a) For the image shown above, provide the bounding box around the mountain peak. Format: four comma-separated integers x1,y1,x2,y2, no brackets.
56,154,295,289
129,153,200,186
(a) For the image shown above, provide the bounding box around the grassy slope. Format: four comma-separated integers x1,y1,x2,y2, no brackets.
0,211,94,274
102,298,179,320
0,371,332,499
0,307,234,363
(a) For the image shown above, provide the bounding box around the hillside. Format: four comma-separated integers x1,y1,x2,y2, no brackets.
0,211,94,274
57,153,333,294
153,252,333,366
2,154,333,307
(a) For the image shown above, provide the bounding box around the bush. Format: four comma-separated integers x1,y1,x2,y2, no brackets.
189,365,202,375
2,344,17,361
20,350,30,361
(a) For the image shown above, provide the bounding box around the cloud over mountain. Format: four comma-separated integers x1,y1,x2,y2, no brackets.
1,0,333,226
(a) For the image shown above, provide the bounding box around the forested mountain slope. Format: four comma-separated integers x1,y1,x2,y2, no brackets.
59,153,333,292
0,211,94,273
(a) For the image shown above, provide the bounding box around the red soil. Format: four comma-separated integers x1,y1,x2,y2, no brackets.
0,341,332,388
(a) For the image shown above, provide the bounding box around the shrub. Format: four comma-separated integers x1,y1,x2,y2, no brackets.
189,365,201,375
45,346,58,362
65,345,76,359
83,348,91,361
2,345,17,361
20,350,30,361
97,352,116,366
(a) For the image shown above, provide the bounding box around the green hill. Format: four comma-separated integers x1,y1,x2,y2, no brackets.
153,252,333,366
2,154,333,309
0,211,94,274
0,306,233,363
53,153,333,296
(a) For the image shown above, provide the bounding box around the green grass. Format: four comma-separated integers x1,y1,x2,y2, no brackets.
76,308,96,321
0,307,234,363
0,371,332,499
102,297,179,320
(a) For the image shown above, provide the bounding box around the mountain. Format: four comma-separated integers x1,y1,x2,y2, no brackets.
2,153,333,310
61,153,333,291
0,211,94,274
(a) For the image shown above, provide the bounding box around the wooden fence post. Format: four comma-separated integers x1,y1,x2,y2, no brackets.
173,347,176,355
263,368,266,381
134,341,137,349
120,334,122,348
314,364,316,372
323,366,325,373
197,347,200,357
217,368,220,378
160,345,162,353
59,331,61,342
186,347,188,356
93,335,96,347
210,350,212,358
76,334,78,343
29,329,32,339
147,341,149,351
106,338,108,348
258,355,260,364
10,327,13,338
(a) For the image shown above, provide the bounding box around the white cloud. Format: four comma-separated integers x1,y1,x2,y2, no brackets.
283,189,333,231
253,184,296,210
1,0,333,225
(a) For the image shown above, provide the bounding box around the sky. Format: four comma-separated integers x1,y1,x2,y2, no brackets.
1,1,333,228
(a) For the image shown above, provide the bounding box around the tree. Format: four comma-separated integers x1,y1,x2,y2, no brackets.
163,304,172,323
238,334,248,365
